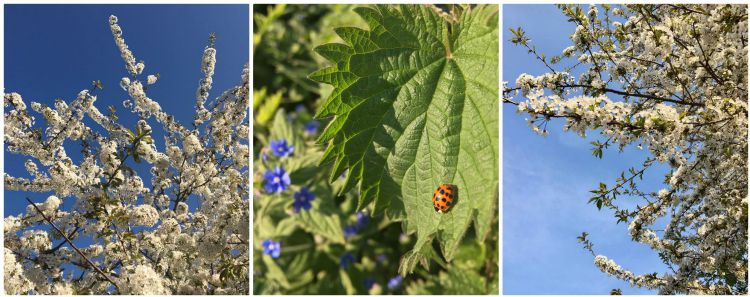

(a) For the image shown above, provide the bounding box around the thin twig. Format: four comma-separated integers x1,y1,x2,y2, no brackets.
26,197,119,290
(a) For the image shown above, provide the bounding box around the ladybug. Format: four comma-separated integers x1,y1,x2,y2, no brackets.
432,184,456,213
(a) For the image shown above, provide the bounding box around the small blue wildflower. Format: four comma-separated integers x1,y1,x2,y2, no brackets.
387,276,402,289
376,254,387,264
343,224,358,239
293,187,315,213
264,166,291,193
295,104,307,113
269,139,294,157
262,239,281,259
356,212,369,229
304,120,320,135
340,252,355,268
363,277,376,290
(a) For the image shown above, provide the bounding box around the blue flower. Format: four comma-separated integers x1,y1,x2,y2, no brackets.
340,252,355,268
343,224,358,239
363,277,376,290
304,120,320,135
295,104,307,113
387,276,402,289
264,166,291,193
376,254,387,264
356,212,369,229
262,239,281,259
293,187,315,213
343,212,369,239
269,139,294,157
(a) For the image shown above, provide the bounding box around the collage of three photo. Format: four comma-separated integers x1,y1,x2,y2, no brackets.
2,1,747,295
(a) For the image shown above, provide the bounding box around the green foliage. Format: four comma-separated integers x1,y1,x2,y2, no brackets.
253,4,365,105
253,88,282,125
310,4,498,268
577,231,595,256
508,27,529,45
254,5,498,294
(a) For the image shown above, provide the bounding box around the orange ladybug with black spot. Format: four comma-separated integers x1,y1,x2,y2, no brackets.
432,184,456,213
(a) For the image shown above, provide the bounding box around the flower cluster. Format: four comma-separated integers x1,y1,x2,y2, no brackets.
506,4,747,294
4,15,249,294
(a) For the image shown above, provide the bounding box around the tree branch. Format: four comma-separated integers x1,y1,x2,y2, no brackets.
26,197,119,291
560,83,704,107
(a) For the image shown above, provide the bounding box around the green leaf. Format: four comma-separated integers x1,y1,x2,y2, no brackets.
269,109,301,151
435,267,487,294
254,88,283,125
294,190,346,244
311,4,498,266
339,269,356,294
125,128,135,141
275,217,298,237
287,151,324,184
263,255,291,288
453,240,486,270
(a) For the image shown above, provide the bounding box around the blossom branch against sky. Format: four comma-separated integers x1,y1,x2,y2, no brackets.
4,5,249,295
504,6,666,294
504,4,747,295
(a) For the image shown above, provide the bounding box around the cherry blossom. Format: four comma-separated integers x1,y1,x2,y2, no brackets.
506,4,747,294
4,15,248,294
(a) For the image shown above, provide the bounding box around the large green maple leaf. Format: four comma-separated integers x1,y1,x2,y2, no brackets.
310,4,498,267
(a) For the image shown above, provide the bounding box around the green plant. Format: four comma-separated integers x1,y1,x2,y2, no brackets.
311,4,499,270
253,5,498,294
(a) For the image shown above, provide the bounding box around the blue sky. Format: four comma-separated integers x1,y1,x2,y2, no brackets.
4,4,248,217
503,4,669,294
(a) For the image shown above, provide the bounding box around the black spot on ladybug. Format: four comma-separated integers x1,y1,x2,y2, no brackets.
440,189,445,194
442,198,446,202
434,206,439,211
446,201,451,206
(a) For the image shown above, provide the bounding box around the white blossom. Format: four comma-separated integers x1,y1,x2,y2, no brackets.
506,4,748,294
146,74,158,85
130,205,159,227
4,249,34,294
118,265,169,295
4,14,249,294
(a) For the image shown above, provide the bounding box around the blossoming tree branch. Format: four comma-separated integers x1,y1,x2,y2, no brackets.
4,15,249,294
504,4,747,294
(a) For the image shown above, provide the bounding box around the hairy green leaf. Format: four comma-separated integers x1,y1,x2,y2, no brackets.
254,88,282,125
439,268,487,294
311,4,498,265
294,188,346,244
